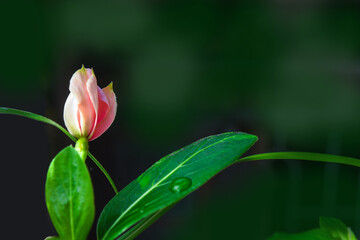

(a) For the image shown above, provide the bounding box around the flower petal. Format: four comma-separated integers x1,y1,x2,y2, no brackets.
89,82,117,141
69,67,96,137
63,93,82,138
97,87,110,122
86,72,100,138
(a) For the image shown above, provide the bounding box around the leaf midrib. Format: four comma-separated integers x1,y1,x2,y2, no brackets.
68,151,75,240
102,134,241,240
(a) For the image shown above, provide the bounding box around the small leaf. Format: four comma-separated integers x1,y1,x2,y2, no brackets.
268,217,357,240
320,217,357,240
46,146,95,240
97,132,257,240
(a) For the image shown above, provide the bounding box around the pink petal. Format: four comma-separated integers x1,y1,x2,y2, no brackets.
86,72,100,137
85,68,93,79
69,67,97,137
89,82,117,141
97,87,110,123
63,93,82,138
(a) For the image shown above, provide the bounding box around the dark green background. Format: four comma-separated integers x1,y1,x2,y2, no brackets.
0,0,360,239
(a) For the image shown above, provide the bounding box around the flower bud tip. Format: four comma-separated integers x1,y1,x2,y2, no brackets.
108,82,113,90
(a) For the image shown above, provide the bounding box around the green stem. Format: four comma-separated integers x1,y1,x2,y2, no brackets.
238,152,360,167
0,107,118,194
88,152,118,194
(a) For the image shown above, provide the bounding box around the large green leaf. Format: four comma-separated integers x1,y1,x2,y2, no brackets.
45,146,95,240
97,132,257,240
117,152,360,240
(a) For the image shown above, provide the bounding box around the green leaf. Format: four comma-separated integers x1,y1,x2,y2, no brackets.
239,152,360,168
97,132,257,240
320,217,357,240
46,146,95,240
268,217,357,240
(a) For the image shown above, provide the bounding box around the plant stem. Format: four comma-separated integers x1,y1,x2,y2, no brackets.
88,152,118,194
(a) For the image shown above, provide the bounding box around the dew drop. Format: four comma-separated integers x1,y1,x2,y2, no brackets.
169,177,192,193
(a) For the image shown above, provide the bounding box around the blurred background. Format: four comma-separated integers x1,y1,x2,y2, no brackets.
1,0,360,239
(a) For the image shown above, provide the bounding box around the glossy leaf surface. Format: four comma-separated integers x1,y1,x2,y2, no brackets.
46,146,95,240
97,132,257,240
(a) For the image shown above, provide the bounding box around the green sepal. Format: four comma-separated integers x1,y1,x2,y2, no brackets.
75,137,89,161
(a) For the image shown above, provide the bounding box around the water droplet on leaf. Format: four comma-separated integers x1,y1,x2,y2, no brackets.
169,177,192,193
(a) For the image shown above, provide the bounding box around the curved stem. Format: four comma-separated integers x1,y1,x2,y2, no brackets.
88,152,118,194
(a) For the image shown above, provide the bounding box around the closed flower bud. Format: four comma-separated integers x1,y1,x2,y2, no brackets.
64,66,117,141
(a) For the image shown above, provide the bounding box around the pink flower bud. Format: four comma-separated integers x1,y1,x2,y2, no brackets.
63,66,117,141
